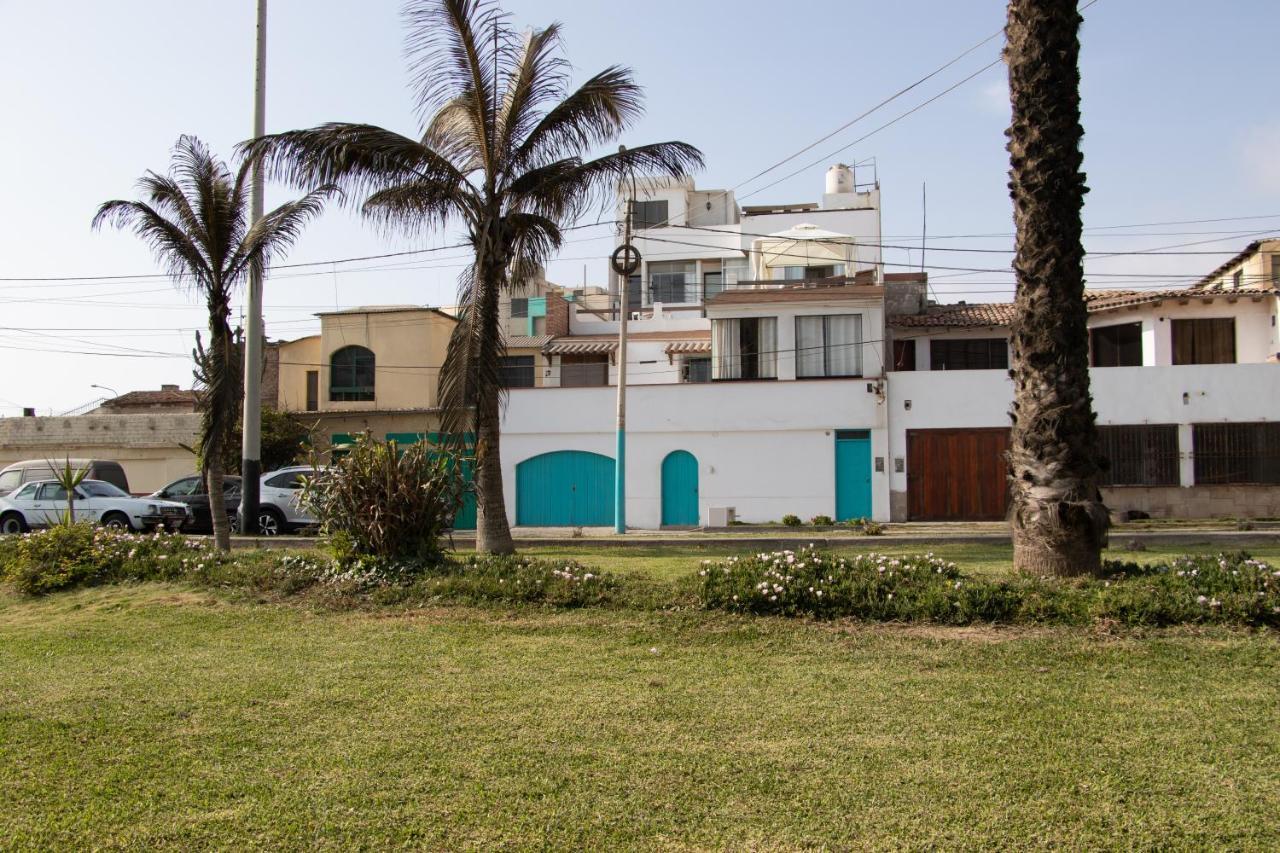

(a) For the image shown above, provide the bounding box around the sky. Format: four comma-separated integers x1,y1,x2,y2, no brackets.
1,0,1278,415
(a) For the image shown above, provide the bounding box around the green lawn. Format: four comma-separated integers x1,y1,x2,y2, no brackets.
3,582,1280,849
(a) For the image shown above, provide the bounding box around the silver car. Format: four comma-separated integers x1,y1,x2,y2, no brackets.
0,479,190,534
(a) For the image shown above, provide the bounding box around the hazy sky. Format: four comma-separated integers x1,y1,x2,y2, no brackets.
1,0,1277,415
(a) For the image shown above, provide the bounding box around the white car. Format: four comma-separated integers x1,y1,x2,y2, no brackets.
0,479,190,535
256,466,323,535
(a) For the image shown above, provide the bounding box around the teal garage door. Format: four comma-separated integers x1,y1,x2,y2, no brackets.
516,450,615,526
834,429,872,521
661,450,699,526
386,432,476,530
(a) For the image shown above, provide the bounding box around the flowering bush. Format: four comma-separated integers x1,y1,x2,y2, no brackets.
697,547,1280,627
809,515,834,527
422,554,617,607
1,524,223,595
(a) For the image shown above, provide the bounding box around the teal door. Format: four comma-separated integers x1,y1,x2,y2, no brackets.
661,451,699,526
516,450,615,526
835,430,872,521
386,432,475,530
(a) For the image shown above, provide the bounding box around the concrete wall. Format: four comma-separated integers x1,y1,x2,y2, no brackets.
501,379,890,527
0,413,201,494
277,335,321,412
886,364,1280,520
317,310,453,412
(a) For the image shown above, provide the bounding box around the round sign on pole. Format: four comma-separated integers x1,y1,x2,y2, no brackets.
611,243,641,276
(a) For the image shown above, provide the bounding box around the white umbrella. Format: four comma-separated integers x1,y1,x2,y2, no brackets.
752,223,855,279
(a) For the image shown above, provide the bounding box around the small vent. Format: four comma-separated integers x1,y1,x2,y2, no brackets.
835,429,870,440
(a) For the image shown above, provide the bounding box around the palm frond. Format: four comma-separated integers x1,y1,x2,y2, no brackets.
232,185,340,279
361,179,476,237
505,211,563,285
422,93,490,171
238,123,465,202
509,66,643,174
91,200,212,290
495,25,569,164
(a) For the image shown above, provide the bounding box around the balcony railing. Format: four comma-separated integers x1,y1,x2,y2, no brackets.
644,276,854,306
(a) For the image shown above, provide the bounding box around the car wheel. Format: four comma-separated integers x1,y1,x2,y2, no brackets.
0,512,28,535
257,508,284,536
101,512,133,532
229,514,242,535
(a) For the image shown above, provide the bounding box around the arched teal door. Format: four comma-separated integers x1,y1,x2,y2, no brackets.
661,450,699,526
516,450,615,526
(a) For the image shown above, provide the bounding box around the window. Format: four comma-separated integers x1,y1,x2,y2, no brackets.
892,339,916,372
929,338,1008,370
511,298,528,318
682,356,711,383
649,261,694,304
500,355,536,389
722,256,751,288
329,345,375,401
305,370,318,412
1097,425,1179,486
774,265,838,281
629,199,669,230
0,470,21,492
1271,254,1280,285
1171,318,1235,365
625,274,642,314
713,317,777,380
164,477,202,497
265,471,309,489
703,271,723,300
560,354,609,387
81,481,128,498
796,314,863,378
1090,322,1143,367
1194,423,1280,484
37,483,69,502
1232,270,1243,289
13,483,37,501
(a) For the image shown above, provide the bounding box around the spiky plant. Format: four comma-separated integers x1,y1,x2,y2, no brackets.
1004,0,1110,575
241,0,702,554
45,458,89,525
93,136,334,551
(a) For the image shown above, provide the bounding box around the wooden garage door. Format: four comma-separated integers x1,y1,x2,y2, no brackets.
907,428,1010,521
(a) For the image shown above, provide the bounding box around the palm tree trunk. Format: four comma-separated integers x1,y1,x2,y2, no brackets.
207,437,231,552
1005,0,1109,576
474,391,514,554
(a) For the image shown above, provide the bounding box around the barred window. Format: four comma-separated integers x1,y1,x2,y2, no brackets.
1194,423,1280,484
329,345,374,402
1097,425,1179,486
500,355,535,389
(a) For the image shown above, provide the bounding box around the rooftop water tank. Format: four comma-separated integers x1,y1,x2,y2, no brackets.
825,163,855,195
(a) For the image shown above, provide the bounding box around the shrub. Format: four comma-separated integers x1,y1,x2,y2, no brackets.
423,554,617,607
1,525,222,595
696,547,1280,627
809,515,834,527
301,433,465,563
781,514,802,527
842,517,885,536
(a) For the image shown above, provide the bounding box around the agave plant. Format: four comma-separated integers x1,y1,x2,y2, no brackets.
242,0,703,553
94,136,335,551
45,458,89,526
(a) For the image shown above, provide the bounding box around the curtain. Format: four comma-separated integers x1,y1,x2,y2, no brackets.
827,314,862,376
795,316,825,378
758,317,777,379
713,319,740,380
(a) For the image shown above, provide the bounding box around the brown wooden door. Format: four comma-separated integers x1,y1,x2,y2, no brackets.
906,428,1010,521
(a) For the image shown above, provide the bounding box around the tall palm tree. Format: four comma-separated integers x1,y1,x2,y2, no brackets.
241,0,702,554
94,136,334,551
1004,0,1109,575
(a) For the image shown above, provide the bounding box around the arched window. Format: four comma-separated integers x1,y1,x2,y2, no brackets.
329,345,375,401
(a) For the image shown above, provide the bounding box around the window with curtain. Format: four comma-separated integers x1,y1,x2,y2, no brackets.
1172,318,1235,364
712,317,776,380
795,314,863,378
1090,322,1143,367
648,261,695,303
329,345,375,401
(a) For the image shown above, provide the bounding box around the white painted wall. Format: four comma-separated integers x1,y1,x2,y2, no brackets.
501,379,891,527
886,364,1280,495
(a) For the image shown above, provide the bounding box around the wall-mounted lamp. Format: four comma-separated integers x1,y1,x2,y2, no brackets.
904,399,912,410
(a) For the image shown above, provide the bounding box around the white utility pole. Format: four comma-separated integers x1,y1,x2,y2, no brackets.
239,0,267,534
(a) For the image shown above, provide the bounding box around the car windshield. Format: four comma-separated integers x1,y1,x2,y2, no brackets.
80,481,130,498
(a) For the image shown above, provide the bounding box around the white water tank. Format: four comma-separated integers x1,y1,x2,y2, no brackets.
825,163,855,195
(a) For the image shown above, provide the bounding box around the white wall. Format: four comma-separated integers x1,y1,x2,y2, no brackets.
501,379,891,527
886,364,1280,494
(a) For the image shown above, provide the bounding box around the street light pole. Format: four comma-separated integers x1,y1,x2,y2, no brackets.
239,0,267,534
611,156,639,535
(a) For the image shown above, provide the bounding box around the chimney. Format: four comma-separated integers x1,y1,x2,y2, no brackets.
161,384,179,392
22,407,35,417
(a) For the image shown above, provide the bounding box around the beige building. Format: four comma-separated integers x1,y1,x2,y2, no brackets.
275,305,457,451
1193,237,1280,292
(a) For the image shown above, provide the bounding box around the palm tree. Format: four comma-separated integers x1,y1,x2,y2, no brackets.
1004,0,1110,575
94,136,334,551
241,0,702,554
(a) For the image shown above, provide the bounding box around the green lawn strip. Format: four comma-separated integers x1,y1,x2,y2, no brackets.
1,586,1278,849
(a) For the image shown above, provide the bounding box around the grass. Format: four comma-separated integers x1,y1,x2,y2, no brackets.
3,585,1280,849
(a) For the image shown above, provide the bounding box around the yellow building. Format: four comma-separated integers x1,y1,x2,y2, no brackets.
275,305,457,452
1193,238,1280,291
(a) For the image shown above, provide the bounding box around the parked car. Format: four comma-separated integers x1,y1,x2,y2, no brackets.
0,459,129,498
257,466,323,535
0,479,189,534
150,474,242,535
